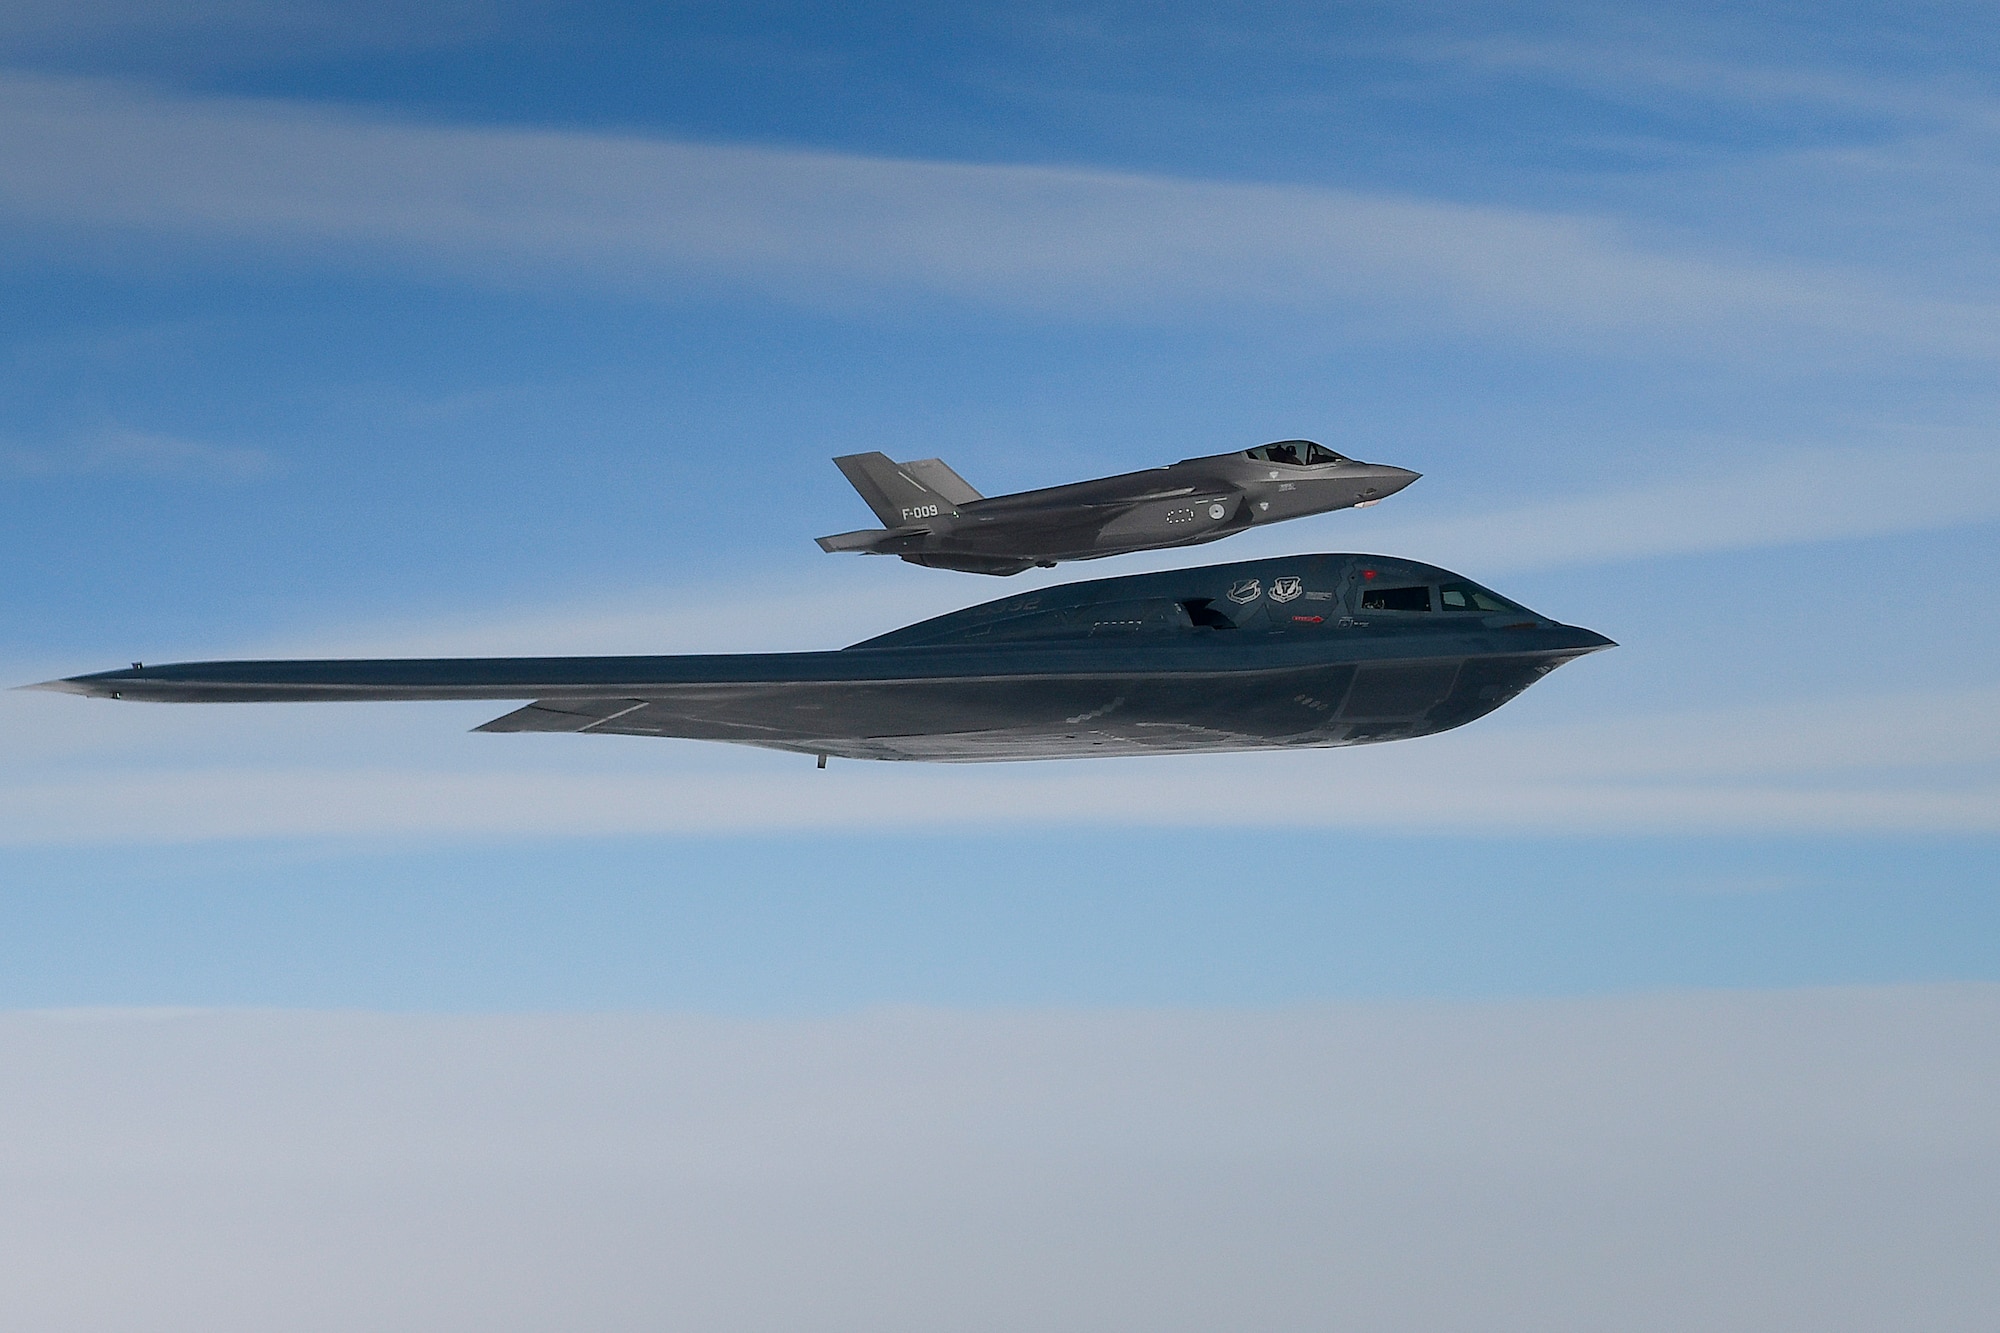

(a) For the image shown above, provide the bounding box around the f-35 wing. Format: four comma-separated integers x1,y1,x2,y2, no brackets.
990,486,1198,512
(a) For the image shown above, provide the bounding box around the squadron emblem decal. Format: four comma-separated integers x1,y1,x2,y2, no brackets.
1269,576,1303,603
1226,578,1262,604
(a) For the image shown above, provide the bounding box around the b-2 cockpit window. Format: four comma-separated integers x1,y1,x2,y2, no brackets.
1438,581,1527,614
1361,585,1431,612
1246,440,1351,466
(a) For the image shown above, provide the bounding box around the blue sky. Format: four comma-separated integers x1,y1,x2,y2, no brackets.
3,0,1997,1012
6,6,2000,1328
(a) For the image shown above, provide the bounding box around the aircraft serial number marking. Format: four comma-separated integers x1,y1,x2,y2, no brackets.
901,505,940,520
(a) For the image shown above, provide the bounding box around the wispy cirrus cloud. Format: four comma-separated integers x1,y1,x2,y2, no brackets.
1,426,272,480
1344,439,2000,575
0,0,503,62
1432,33,1990,123
1,74,1995,357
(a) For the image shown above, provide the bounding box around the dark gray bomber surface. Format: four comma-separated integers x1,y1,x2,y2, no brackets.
817,441,1420,574
39,555,1611,763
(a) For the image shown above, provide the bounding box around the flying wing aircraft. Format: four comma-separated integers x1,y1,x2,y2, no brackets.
816,441,1421,574
37,554,1609,763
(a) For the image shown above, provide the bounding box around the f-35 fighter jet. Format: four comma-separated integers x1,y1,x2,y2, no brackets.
38,553,1609,763
816,441,1420,575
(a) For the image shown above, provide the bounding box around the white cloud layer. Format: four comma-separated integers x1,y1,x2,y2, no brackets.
1,75,1994,354
2,988,1995,1333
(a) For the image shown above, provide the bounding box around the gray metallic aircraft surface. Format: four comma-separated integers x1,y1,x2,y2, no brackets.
38,555,1609,763
817,441,1420,575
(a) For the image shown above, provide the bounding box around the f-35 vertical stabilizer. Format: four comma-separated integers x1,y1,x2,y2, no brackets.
832,453,979,527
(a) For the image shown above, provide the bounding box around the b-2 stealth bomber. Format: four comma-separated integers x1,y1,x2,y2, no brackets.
816,441,1420,575
39,553,1609,763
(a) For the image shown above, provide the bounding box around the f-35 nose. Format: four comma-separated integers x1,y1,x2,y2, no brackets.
1375,465,1421,495
1352,464,1420,502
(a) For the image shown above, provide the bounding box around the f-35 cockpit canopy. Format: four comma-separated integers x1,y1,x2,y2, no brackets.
1245,440,1350,466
